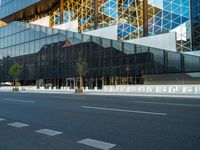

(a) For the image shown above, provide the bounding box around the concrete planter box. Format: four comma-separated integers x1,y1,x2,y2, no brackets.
12,87,19,92
75,89,83,93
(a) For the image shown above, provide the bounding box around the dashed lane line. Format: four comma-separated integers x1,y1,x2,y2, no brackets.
0,118,5,121
35,129,63,136
82,106,167,116
1,98,35,103
7,122,30,128
78,138,116,150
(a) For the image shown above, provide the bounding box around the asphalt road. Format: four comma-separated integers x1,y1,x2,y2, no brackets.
0,92,200,150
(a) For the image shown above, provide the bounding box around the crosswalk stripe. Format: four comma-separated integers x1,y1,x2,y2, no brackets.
35,129,63,136
78,138,116,150
0,118,5,121
7,122,29,128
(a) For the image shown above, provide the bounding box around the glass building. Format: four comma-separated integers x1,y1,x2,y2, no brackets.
0,0,200,88
191,0,200,50
1,0,199,51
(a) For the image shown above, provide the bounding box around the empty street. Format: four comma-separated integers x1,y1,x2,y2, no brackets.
0,92,200,150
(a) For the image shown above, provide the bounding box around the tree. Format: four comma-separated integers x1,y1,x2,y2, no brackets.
75,56,88,92
8,63,21,90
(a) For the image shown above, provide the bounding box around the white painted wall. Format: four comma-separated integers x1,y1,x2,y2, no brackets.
30,17,178,52
126,32,177,52
170,22,188,41
53,20,78,32
30,16,50,27
83,25,118,40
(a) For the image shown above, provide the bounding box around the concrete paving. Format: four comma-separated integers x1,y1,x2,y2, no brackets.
2,88,200,98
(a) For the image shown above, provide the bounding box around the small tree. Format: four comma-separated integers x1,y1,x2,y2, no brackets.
75,57,88,92
8,63,21,90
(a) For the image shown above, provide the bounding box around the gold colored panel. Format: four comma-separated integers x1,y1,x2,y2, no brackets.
0,20,7,28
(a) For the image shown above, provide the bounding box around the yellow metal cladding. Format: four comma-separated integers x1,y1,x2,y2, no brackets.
0,20,6,28
50,0,95,31
49,6,60,27
49,0,161,39
64,0,95,32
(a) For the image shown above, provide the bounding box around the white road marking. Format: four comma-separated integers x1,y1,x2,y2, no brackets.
133,101,200,107
0,118,5,121
7,122,29,128
82,106,167,116
35,129,63,136
78,138,116,150
1,98,35,103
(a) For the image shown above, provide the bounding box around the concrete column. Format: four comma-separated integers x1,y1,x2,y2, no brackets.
96,77,98,88
74,78,76,89
102,77,104,89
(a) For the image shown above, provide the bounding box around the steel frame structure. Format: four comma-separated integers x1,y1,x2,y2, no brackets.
46,0,191,51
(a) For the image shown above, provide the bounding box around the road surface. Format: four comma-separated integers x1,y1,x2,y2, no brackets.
0,92,199,150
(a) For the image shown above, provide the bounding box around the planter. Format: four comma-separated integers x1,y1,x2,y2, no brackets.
75,88,83,93
12,87,19,92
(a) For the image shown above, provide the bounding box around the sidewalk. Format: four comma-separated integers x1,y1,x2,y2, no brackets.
1,88,200,98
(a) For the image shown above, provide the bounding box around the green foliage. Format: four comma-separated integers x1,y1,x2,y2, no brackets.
75,57,88,76
8,63,21,80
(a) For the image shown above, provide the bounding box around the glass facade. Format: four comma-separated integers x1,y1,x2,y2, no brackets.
191,0,200,50
49,0,192,51
0,0,40,20
0,1,200,87
147,0,191,52
0,21,200,87
0,0,197,51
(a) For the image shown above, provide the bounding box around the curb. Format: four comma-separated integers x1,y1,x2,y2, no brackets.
1,90,200,98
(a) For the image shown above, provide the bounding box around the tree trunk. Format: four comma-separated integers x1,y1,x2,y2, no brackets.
75,75,83,93
15,78,19,87
12,80,14,92
79,75,83,90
